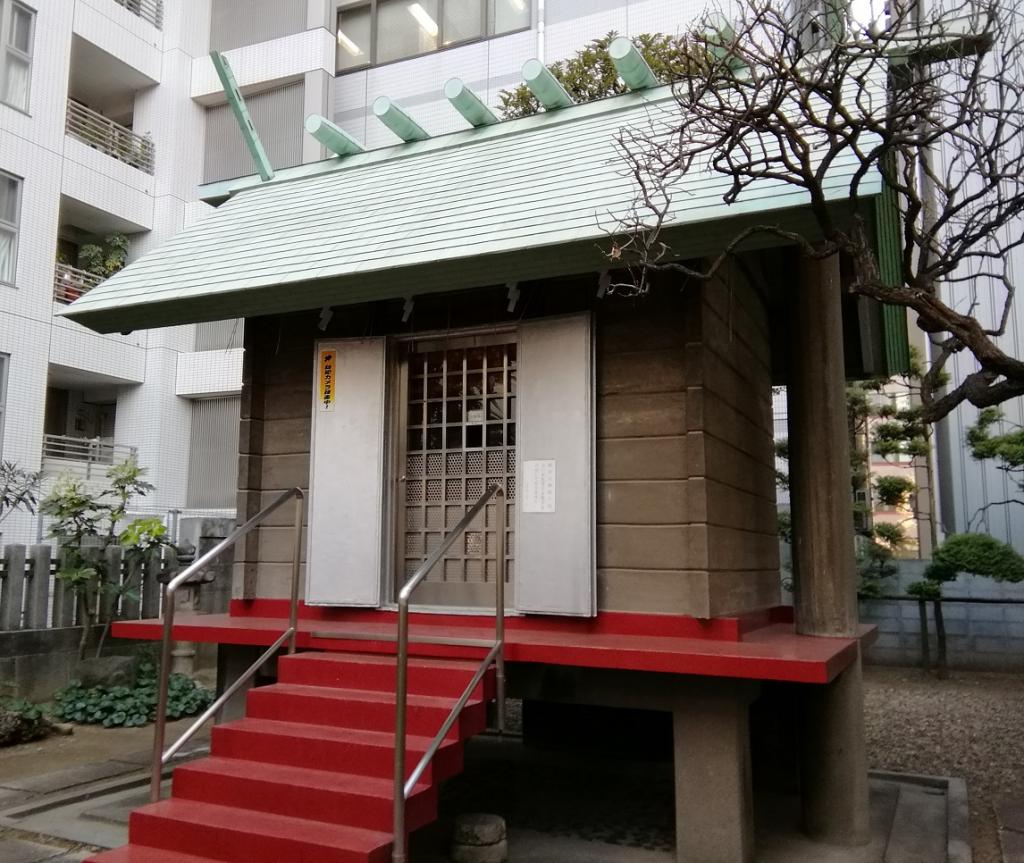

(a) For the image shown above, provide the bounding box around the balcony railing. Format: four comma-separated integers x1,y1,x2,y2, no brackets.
65,100,155,175
112,0,163,29
42,435,138,479
54,262,104,304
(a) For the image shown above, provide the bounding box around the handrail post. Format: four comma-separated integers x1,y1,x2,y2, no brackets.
150,583,175,802
391,485,502,863
288,492,303,654
392,597,410,863
494,488,506,735
148,486,303,805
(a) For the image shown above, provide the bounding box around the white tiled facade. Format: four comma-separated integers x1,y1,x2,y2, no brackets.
0,0,222,543
0,0,715,546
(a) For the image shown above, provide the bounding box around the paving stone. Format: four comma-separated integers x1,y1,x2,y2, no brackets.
0,786,38,809
1000,827,1024,863
0,761,137,794
996,798,1024,834
80,789,151,827
884,784,947,863
0,837,66,862
450,838,508,863
453,813,506,846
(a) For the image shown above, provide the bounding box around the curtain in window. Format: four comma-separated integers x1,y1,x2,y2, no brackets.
2,54,29,110
0,229,15,284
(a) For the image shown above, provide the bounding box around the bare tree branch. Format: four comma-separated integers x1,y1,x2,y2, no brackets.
610,0,1024,423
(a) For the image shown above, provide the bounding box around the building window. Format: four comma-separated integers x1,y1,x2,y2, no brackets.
0,171,20,285
186,396,241,509
337,0,529,71
1,1,34,112
0,353,8,458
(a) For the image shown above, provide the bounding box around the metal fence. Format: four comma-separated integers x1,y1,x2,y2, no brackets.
42,435,138,480
0,543,177,632
65,100,155,175
112,0,163,28
53,262,104,304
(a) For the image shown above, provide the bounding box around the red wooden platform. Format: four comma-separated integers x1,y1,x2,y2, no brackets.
112,602,874,685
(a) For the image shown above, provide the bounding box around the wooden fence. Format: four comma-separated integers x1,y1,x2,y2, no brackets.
0,543,181,632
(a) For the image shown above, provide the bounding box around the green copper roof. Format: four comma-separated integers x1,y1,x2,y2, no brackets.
61,85,882,334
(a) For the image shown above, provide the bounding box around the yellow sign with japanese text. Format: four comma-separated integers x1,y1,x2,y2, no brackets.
319,349,337,412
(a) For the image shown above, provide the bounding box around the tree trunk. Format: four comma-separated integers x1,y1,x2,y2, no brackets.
917,599,931,672
933,599,948,680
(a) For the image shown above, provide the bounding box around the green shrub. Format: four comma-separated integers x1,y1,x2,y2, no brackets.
925,532,1024,584
52,657,213,729
0,698,49,745
498,32,707,119
907,579,942,600
874,475,916,508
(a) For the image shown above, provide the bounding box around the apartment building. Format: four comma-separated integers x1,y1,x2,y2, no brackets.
0,0,709,547
0,0,241,547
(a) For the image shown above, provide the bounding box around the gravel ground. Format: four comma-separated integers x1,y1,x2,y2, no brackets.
864,664,1024,863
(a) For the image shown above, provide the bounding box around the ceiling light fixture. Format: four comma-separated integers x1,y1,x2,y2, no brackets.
407,2,439,37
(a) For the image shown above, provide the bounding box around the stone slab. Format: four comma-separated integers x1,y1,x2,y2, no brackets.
996,798,1024,834
1000,827,1024,863
80,789,150,827
0,761,137,795
884,784,948,863
0,837,67,862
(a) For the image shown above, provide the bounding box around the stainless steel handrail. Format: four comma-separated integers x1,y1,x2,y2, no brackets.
149,487,304,802
392,485,507,863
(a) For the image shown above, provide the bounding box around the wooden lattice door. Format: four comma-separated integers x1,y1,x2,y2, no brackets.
395,336,516,608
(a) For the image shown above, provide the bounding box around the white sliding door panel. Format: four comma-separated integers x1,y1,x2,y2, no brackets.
306,338,387,606
515,313,595,616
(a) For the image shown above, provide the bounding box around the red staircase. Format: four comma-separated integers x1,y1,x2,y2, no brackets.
86,651,495,863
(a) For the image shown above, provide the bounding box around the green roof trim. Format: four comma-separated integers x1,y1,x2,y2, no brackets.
874,175,911,374
61,83,885,335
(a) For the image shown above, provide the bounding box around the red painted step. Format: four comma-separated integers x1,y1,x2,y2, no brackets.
173,756,437,832
86,848,223,863
278,651,495,699
129,798,392,863
85,649,495,863
246,682,488,739
211,717,464,781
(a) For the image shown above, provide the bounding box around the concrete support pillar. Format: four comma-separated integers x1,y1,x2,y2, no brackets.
673,684,758,863
787,253,870,846
214,644,263,724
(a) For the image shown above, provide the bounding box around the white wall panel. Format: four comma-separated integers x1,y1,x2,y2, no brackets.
175,347,243,397
191,29,334,101
307,338,387,606
73,0,162,81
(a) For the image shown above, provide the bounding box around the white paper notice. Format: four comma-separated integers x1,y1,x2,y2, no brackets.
522,459,556,513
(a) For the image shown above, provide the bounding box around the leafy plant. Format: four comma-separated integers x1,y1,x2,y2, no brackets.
0,461,41,526
77,234,129,280
40,461,166,659
924,533,1024,585
966,407,1024,529
874,475,916,509
498,32,707,119
857,524,906,598
51,656,213,728
0,697,50,745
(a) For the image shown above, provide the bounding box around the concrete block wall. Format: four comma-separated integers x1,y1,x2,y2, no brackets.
862,559,1024,671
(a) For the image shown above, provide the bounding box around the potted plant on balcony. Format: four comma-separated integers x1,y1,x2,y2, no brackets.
77,233,128,280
